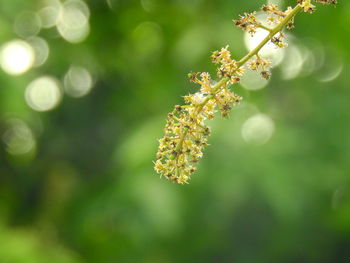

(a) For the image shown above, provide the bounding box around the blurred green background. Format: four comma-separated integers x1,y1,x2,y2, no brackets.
0,0,350,262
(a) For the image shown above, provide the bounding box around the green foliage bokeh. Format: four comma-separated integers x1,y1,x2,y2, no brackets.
0,0,350,262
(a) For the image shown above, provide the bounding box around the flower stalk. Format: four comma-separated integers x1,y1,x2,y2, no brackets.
154,0,337,184
238,5,302,67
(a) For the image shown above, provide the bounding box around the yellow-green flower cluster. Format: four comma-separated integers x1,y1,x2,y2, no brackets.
247,55,272,80
155,72,242,184
298,0,336,13
261,4,295,29
234,3,297,32
155,0,336,184
233,12,259,36
211,46,244,83
271,32,288,49
299,0,317,13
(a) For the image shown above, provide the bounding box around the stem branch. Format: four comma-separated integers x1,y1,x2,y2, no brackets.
238,4,302,66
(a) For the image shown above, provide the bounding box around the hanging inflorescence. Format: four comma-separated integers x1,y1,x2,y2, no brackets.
154,0,337,184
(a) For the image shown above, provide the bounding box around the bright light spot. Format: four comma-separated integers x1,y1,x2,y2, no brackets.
2,119,36,155
0,40,35,75
240,69,269,90
241,113,275,145
64,66,93,97
280,45,305,80
57,0,90,43
14,11,41,38
244,27,285,67
27,36,50,67
25,76,62,112
318,64,343,83
38,0,62,28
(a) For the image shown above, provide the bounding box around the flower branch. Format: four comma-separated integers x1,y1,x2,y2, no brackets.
154,0,337,184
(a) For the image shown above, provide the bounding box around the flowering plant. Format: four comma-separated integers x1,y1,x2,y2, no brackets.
154,0,337,184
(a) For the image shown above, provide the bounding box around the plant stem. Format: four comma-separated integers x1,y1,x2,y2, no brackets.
169,4,303,161
257,24,272,32
238,4,302,66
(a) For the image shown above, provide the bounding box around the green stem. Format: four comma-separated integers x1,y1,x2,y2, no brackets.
256,24,272,32
238,4,302,66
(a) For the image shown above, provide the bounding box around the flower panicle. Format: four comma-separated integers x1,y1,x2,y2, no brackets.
154,72,242,184
154,0,336,184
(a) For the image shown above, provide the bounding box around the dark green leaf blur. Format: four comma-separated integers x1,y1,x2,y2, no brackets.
0,0,349,262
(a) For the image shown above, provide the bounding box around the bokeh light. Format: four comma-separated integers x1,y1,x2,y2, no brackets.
173,25,209,66
303,41,325,75
64,66,93,98
0,39,35,75
106,0,118,10
332,187,350,210
132,21,163,56
25,76,62,112
14,11,41,38
2,118,36,156
141,0,156,12
318,63,343,83
38,0,62,28
244,26,285,67
240,69,269,90
57,0,90,43
280,45,305,80
241,113,275,145
27,36,50,67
